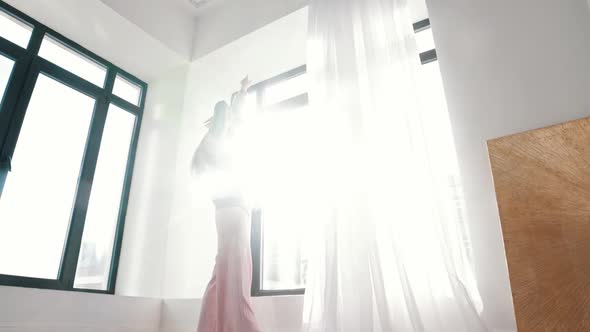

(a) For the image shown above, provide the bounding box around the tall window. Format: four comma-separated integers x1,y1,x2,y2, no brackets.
247,66,309,296
0,2,146,294
250,17,444,296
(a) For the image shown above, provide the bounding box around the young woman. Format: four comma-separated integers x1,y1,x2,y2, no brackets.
191,77,261,332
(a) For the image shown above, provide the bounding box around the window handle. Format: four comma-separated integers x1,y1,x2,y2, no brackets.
0,155,12,172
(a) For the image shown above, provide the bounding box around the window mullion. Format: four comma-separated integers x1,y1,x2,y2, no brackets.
413,18,431,33
109,94,141,115
0,47,29,163
0,35,27,58
27,25,44,55
420,49,438,65
104,83,145,292
0,25,44,170
250,209,263,296
59,70,116,289
0,59,40,195
37,58,104,99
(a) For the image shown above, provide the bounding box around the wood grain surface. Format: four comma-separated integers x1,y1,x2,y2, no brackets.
488,117,590,332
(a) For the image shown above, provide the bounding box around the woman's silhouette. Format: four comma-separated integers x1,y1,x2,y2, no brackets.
191,77,262,332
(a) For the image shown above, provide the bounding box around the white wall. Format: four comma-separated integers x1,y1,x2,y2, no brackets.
0,286,161,332
426,0,590,331
4,0,187,82
117,64,190,297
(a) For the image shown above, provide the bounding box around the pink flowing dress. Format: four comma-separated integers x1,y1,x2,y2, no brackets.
197,198,261,332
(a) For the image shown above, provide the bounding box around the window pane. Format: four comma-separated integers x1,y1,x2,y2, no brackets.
39,36,107,87
261,204,307,290
74,105,136,290
415,27,436,54
0,55,15,107
0,74,94,279
263,73,307,106
0,9,32,48
113,75,142,106
256,107,313,291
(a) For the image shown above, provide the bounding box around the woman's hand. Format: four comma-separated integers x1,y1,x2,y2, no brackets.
240,75,252,93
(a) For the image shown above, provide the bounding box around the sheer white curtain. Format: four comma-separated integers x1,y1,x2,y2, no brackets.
302,0,489,331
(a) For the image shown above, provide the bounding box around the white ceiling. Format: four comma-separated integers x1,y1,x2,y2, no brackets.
192,0,308,58
98,0,428,65
99,0,308,61
183,0,228,15
100,0,199,58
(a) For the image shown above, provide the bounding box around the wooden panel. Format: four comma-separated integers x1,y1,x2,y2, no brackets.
488,117,590,332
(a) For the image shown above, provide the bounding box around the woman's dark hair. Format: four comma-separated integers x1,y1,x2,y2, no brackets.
211,101,229,136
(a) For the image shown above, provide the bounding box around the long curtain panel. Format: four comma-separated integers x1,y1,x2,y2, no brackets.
301,0,488,331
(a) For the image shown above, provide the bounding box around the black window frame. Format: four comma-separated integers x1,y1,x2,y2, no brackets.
247,65,309,297
249,17,439,297
0,1,147,295
413,18,438,65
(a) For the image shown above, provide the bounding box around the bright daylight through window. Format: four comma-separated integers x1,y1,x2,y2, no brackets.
0,2,146,294
251,17,446,296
